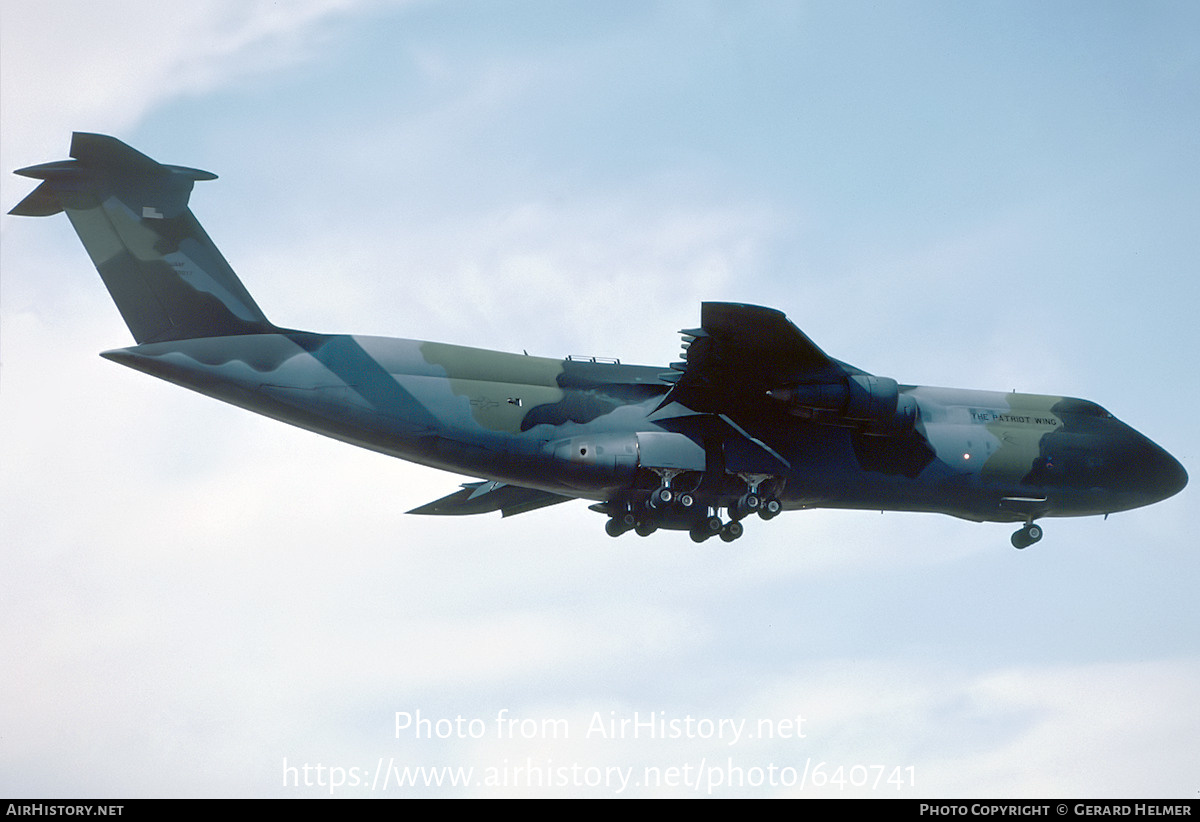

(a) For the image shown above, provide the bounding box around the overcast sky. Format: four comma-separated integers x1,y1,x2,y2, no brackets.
2,0,1197,798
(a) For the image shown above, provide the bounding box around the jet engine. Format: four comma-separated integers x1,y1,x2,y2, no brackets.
768,375,917,435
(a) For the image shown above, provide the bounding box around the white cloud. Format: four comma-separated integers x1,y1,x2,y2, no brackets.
235,185,780,363
0,0,389,171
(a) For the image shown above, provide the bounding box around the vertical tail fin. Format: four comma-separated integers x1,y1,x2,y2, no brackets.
10,133,277,343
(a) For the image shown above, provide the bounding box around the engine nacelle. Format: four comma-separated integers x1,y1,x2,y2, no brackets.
843,375,899,421
768,375,917,435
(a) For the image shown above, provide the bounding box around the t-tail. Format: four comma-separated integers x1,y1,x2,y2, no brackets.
10,133,277,343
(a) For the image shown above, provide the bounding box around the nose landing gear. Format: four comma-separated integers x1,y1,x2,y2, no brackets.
1011,522,1043,549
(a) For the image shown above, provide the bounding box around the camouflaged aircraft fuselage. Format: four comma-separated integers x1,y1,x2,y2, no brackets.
12,134,1187,547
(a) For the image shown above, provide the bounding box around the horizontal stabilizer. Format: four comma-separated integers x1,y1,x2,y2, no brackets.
408,481,574,517
9,181,66,216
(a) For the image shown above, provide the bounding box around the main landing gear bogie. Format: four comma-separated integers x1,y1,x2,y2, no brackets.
730,492,780,521
1011,522,1043,550
601,475,786,543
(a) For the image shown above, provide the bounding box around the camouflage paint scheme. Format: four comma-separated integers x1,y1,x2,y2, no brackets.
11,134,1187,546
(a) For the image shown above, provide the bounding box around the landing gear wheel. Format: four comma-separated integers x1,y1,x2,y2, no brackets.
605,513,635,538
648,487,673,509
1011,523,1043,549
677,492,695,509
758,498,782,520
720,520,744,543
635,521,658,537
690,515,723,543
733,493,760,520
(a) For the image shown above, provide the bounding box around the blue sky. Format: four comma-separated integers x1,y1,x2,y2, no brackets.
2,0,1197,797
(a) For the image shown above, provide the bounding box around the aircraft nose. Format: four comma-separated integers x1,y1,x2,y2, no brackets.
1154,447,1188,500
1131,436,1188,504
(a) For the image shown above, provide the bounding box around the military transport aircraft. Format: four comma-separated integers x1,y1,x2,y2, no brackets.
11,134,1188,547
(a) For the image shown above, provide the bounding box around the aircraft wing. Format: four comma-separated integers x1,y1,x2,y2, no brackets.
408,481,574,517
658,302,851,413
